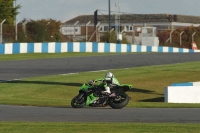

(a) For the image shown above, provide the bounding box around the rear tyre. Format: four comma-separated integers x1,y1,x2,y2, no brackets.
71,95,86,108
109,93,129,109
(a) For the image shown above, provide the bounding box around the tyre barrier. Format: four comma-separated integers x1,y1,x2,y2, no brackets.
0,42,200,54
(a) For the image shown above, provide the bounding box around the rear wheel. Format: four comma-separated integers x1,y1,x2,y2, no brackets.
71,95,86,108
109,93,129,109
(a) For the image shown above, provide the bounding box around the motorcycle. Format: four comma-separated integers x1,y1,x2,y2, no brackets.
71,79,132,109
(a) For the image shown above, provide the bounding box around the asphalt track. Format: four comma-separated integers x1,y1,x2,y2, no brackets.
1,53,200,122
1,53,200,81
1,105,200,123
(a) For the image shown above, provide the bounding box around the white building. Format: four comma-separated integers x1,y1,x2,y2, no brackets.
62,13,200,45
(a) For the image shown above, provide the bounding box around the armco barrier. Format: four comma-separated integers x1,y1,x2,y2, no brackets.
164,81,200,103
1,42,200,54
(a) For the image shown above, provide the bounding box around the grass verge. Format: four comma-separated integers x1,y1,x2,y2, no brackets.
1,122,200,133
1,53,200,132
0,52,138,61
0,61,200,108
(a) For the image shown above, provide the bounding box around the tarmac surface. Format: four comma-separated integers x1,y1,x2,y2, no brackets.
1,53,200,122
1,105,200,123
1,53,200,81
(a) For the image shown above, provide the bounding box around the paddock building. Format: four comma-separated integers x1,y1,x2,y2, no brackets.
61,13,200,43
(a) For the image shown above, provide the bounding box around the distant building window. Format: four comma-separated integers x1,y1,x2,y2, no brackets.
104,26,109,31
125,26,129,31
125,25,133,31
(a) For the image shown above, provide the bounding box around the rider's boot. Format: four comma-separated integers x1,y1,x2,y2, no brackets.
101,87,111,95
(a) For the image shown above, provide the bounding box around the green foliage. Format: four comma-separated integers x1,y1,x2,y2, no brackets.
28,21,47,42
157,26,200,49
109,31,116,42
18,19,63,42
1,122,200,133
101,31,130,43
1,53,200,108
18,28,26,42
0,0,21,24
0,52,121,61
121,34,130,44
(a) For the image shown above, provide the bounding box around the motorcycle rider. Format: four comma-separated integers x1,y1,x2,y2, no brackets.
88,72,120,103
89,72,120,104
101,72,120,94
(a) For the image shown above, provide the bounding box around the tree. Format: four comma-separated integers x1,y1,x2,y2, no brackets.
0,0,21,24
18,19,63,42
100,31,130,44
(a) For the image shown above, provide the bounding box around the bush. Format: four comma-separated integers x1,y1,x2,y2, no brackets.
157,26,200,49
100,31,130,44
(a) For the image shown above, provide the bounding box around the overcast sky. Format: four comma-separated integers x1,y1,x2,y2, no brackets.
16,0,200,22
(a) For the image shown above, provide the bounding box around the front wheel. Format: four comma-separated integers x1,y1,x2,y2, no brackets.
71,94,86,108
109,93,129,109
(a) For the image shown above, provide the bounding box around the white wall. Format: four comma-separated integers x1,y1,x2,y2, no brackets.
165,85,200,103
141,37,159,46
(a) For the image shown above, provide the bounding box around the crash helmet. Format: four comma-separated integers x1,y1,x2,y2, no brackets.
105,72,114,78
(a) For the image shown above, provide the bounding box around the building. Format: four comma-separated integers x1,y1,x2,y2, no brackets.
61,13,200,44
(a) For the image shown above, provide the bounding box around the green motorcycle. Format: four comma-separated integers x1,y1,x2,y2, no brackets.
71,79,132,109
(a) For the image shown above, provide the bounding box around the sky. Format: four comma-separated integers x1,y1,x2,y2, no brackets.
16,0,200,23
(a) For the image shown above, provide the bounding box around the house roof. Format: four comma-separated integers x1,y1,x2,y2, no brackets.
64,14,200,25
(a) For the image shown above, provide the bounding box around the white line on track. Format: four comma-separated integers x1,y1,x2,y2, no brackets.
60,73,79,76
89,70,108,72
60,70,109,76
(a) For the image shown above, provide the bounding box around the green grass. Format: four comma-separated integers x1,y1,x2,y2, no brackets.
0,52,139,61
0,122,200,133
1,53,200,132
0,61,200,108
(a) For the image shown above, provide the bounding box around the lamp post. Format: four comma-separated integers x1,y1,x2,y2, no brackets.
0,19,6,43
108,0,111,32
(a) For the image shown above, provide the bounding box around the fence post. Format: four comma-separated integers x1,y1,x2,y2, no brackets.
86,21,91,42
180,31,184,46
95,22,100,42
192,32,196,43
73,21,79,42
15,21,19,41
22,20,28,37
170,30,175,43
0,19,6,43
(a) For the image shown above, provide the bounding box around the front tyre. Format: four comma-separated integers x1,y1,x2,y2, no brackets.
71,95,86,108
109,93,129,109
